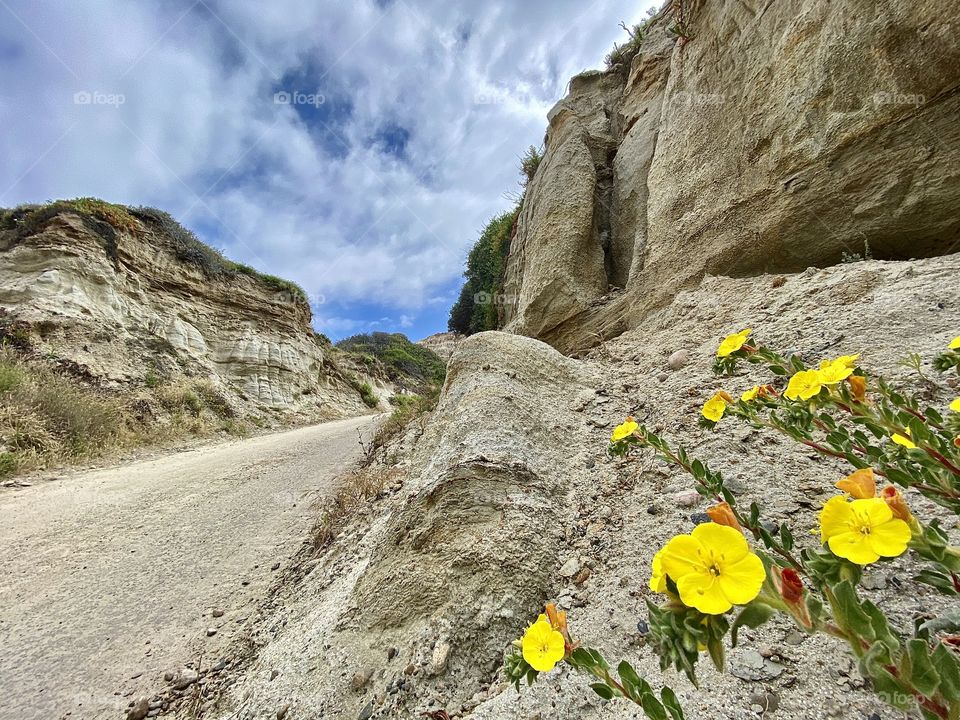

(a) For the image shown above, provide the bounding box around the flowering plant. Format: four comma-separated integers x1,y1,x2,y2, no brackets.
505,331,960,720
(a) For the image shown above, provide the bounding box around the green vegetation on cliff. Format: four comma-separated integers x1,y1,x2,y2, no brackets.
0,199,308,305
336,332,445,391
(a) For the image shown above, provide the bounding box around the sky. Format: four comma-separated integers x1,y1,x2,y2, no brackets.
0,0,656,341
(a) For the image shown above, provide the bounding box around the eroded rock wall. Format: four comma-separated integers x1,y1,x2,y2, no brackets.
502,0,960,351
0,212,377,418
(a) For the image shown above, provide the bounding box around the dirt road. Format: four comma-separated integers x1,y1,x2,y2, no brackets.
0,415,377,720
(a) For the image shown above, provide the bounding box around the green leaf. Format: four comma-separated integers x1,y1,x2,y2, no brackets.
640,694,669,720
832,581,876,641
932,643,960,703
730,601,775,646
905,639,941,697
569,647,594,670
768,364,787,376
660,687,685,720
706,635,725,672
780,524,794,551
590,682,615,700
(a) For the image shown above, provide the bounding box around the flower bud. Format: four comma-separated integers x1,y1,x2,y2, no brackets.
880,485,913,523
706,501,741,531
772,566,812,629
847,375,867,402
835,468,876,499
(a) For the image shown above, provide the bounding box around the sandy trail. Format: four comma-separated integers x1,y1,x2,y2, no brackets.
0,415,377,720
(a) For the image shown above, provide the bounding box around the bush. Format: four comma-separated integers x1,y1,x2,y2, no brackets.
447,207,519,335
0,452,17,479
358,382,378,408
604,13,656,70
336,333,446,391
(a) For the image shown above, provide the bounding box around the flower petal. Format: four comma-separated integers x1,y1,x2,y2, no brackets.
660,534,704,580
690,522,749,563
717,552,765,606
676,571,731,614
868,518,912,558
828,531,880,565
819,496,854,543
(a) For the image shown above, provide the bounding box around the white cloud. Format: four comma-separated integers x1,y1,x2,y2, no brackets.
0,0,659,336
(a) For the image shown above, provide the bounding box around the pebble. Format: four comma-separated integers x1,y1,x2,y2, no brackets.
206,628,217,637
861,574,887,590
212,609,225,618
667,350,689,370
172,668,199,690
126,697,149,720
428,641,451,676
558,556,580,578
675,490,701,508
387,647,397,661
350,670,371,691
636,619,649,634
277,704,290,719
689,512,710,526
358,701,374,720
270,669,280,681
572,567,592,585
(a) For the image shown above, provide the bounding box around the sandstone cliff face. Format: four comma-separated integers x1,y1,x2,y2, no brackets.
502,0,960,351
0,210,380,419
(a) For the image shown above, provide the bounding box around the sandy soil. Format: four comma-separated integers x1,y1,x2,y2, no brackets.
0,414,377,720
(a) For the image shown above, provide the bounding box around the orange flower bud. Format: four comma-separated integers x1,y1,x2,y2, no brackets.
780,568,804,604
757,384,778,399
847,375,867,402
706,501,741,531
717,390,735,404
880,485,913,523
835,468,876,499
772,566,812,629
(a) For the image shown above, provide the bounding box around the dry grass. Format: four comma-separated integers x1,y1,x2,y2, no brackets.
312,467,399,548
0,349,249,480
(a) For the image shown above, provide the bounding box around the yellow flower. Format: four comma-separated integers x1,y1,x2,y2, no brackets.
835,468,876,499
950,397,960,413
891,429,916,449
521,618,565,672
784,369,823,401
659,523,765,615
819,495,911,565
649,549,667,593
716,329,752,358
950,336,960,350
818,355,859,385
701,392,730,422
611,416,639,442
741,386,759,402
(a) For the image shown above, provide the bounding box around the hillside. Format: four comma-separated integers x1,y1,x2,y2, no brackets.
0,199,391,478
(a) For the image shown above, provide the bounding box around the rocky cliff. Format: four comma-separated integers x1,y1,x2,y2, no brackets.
0,202,385,423
502,0,960,351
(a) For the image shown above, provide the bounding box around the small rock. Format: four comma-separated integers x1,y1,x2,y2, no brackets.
126,697,149,720
646,505,660,515
271,562,281,571
861,574,887,590
277,704,290,719
730,649,783,682
211,609,225,618
206,628,217,637
572,567,592,586
667,350,689,371
784,630,805,646
387,647,397,661
675,490,701,508
270,669,280,681
172,668,199,690
129,672,143,680
163,671,174,682
351,670,371,691
725,478,748,494
558,556,580,578
636,619,649,634
689,512,710,526
358,701,374,720
427,641,451,676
